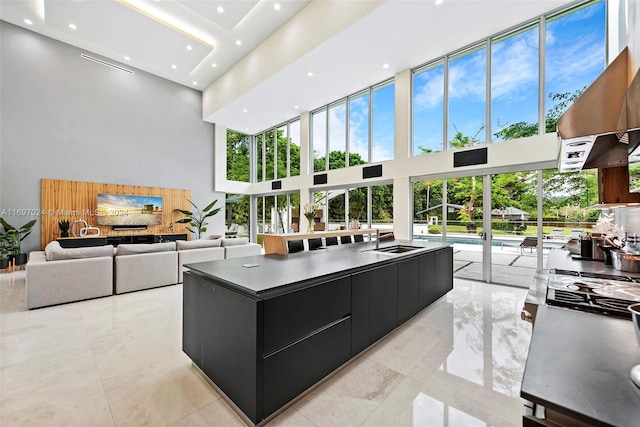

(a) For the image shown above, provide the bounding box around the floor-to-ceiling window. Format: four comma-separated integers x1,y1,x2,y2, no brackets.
311,79,395,173
371,82,395,162
349,91,370,164
312,109,327,172
448,45,487,149
410,0,606,154
289,120,301,177
545,0,606,132
413,61,445,155
329,101,347,170
491,24,540,141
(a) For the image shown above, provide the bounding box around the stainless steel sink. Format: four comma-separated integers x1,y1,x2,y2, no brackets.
368,245,424,254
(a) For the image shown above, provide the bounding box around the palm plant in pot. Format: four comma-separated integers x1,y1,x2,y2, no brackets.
0,218,37,266
174,200,221,240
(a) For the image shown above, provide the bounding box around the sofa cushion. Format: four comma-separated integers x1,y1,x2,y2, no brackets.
176,239,221,250
44,241,61,260
221,238,249,247
116,241,176,256
47,243,115,261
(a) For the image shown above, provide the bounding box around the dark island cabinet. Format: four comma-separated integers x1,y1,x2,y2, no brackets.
369,263,398,342
397,258,420,324
351,270,371,356
434,247,453,299
418,251,435,309
183,244,454,425
182,273,260,422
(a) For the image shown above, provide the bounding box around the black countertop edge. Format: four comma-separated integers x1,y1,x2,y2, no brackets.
185,240,450,300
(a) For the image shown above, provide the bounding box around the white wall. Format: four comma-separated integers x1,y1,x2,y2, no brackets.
0,22,225,251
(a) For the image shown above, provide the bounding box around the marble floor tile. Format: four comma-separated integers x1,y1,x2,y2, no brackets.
0,271,532,427
0,382,114,427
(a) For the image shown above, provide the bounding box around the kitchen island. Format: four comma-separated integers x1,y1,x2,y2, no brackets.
521,305,640,426
182,240,452,425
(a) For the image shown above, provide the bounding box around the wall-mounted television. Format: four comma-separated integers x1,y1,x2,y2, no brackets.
96,194,163,226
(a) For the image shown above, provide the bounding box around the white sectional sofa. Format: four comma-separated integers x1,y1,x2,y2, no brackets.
114,242,179,294
176,238,262,281
220,238,263,259
26,237,263,308
26,242,114,309
176,239,224,283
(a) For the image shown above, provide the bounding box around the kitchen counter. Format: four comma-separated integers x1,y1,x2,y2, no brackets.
183,241,453,424
521,305,640,426
186,239,449,299
546,248,640,279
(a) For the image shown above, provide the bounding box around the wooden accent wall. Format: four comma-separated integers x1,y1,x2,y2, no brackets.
41,179,191,249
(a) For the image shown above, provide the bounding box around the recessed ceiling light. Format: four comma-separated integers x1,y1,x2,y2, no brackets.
294,105,299,109
217,6,224,13
307,71,314,77
243,109,248,113
211,63,217,67
382,63,390,69
236,40,242,46
186,44,193,51
124,56,131,61
23,19,33,25
245,128,249,131
435,0,444,5
274,3,281,10
171,64,177,69
68,23,77,30
193,81,198,86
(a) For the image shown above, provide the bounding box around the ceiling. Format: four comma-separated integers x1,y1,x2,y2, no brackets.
0,0,310,89
1,0,574,133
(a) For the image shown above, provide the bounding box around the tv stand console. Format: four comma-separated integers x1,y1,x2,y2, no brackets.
57,233,187,248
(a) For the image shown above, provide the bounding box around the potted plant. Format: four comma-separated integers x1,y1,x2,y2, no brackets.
174,199,221,240
303,202,319,233
348,199,365,230
58,219,70,237
0,218,38,266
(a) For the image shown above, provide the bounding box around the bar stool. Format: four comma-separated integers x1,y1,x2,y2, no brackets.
340,235,352,244
287,239,304,254
325,236,339,246
308,238,323,250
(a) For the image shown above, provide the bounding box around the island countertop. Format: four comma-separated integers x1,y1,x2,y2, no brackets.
185,239,449,299
521,305,640,426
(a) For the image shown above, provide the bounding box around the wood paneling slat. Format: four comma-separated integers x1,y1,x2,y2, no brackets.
41,179,191,249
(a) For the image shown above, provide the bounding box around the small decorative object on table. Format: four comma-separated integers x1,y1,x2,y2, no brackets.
58,219,70,237
303,202,318,233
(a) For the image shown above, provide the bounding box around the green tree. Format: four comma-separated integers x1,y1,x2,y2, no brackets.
227,130,250,182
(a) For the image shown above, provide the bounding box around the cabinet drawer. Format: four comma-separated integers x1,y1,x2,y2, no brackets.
262,317,351,418
263,276,351,355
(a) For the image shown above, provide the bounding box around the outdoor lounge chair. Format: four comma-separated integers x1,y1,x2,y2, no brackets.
519,236,538,253
545,228,565,239
568,228,584,239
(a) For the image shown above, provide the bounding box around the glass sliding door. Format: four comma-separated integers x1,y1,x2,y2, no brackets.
490,171,544,287
446,175,484,282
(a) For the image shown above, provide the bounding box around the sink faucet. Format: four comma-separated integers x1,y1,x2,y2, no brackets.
375,229,395,249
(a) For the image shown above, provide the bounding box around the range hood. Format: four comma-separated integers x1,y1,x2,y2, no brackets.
557,47,640,172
